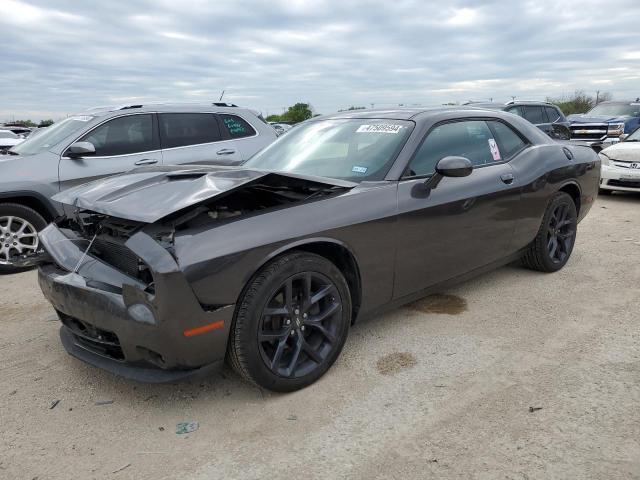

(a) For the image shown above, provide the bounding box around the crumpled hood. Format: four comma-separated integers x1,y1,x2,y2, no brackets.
567,114,631,124
53,165,356,223
601,141,640,161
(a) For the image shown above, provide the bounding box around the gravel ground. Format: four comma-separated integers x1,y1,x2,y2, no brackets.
1,193,639,480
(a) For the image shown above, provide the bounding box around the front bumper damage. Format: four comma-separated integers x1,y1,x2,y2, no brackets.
37,223,234,383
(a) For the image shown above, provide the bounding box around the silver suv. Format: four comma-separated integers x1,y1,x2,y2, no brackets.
0,103,277,273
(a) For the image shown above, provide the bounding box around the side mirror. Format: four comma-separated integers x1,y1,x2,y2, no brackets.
66,141,95,158
436,156,473,178
619,134,629,141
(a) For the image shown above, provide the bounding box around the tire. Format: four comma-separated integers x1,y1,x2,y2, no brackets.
522,192,578,273
228,251,352,392
598,188,613,195
0,203,47,275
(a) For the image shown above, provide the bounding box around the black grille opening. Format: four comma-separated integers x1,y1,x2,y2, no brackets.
59,312,124,361
608,179,640,189
89,236,153,285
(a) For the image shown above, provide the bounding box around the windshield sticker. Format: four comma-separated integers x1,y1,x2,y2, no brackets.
352,165,368,174
488,138,501,161
70,116,93,122
356,124,403,134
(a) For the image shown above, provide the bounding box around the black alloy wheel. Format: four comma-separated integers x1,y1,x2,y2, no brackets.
546,203,576,265
228,252,351,392
258,272,342,379
522,191,577,273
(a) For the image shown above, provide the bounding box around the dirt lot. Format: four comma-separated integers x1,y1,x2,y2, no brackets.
1,194,639,480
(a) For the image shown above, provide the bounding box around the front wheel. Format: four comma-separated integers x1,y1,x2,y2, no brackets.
0,203,47,275
228,252,351,392
522,192,578,273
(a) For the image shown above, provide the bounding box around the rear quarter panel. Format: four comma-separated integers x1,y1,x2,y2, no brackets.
510,143,599,249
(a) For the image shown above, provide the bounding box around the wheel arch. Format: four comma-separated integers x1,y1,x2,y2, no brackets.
246,238,362,324
0,191,57,222
558,181,581,215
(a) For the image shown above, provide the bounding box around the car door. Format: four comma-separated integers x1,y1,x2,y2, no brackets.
393,119,523,298
58,113,162,193
158,112,242,166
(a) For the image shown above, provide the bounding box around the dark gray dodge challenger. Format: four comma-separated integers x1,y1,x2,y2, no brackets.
36,107,600,392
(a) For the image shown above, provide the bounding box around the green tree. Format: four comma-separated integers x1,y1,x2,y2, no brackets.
38,119,54,127
546,90,613,116
281,103,313,123
12,119,37,127
266,103,314,124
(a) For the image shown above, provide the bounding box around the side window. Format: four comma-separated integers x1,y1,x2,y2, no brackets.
79,114,156,156
506,106,524,117
487,121,527,160
159,113,221,148
523,106,546,124
219,114,256,139
545,106,560,123
408,120,498,176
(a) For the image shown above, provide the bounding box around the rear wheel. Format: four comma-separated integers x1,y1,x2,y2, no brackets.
522,192,577,273
0,203,47,274
228,252,351,392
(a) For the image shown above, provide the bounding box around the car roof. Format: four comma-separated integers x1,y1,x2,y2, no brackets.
314,106,534,122
596,100,640,105
467,101,557,109
77,102,259,117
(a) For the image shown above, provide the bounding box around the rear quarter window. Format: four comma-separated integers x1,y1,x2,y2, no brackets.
523,106,546,124
219,114,257,139
487,121,527,160
544,107,561,122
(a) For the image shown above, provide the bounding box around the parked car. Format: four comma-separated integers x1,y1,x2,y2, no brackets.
568,100,640,151
0,103,277,273
468,101,571,140
0,124,33,137
35,107,599,391
269,122,293,136
0,130,24,153
598,126,640,194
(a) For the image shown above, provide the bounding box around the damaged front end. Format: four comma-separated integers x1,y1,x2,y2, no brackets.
38,217,233,382
38,166,353,382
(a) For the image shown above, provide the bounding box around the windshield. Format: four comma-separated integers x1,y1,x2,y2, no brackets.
245,118,413,182
587,103,640,117
0,130,18,139
10,116,95,155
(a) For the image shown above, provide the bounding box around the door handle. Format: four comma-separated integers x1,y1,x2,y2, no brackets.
134,159,158,166
500,173,514,185
216,148,236,155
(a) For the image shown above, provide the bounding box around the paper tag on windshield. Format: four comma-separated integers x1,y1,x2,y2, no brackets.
356,124,402,134
488,139,501,161
352,165,368,174
71,116,93,122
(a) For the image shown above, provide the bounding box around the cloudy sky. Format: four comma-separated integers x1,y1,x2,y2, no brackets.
2,0,640,121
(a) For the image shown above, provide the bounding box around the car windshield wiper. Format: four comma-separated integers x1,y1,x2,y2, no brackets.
6,150,19,155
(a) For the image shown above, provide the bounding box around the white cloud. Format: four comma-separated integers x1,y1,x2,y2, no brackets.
446,8,479,26
1,0,639,121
